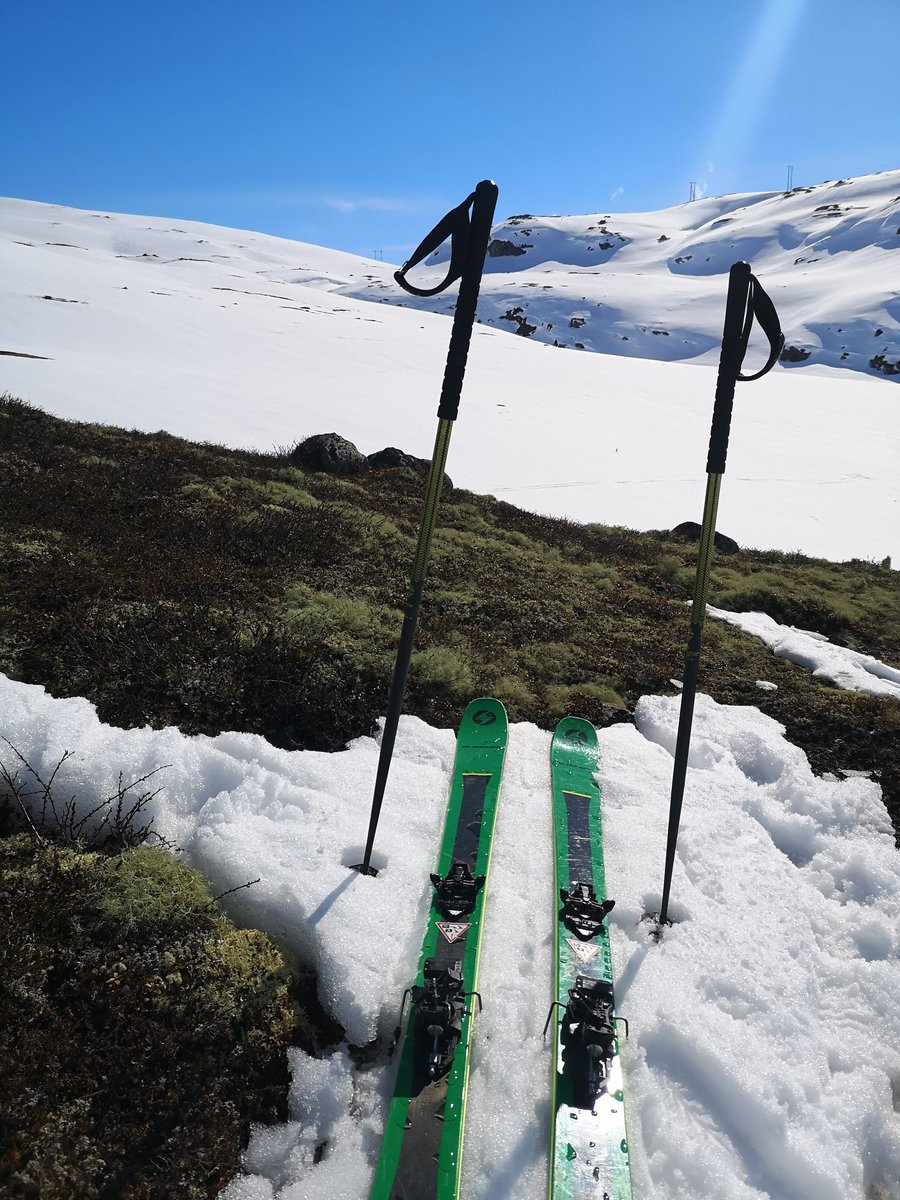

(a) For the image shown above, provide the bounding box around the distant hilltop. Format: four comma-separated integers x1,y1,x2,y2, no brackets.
359,170,900,381
2,169,898,383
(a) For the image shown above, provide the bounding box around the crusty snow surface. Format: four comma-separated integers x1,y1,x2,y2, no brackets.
2,618,899,1199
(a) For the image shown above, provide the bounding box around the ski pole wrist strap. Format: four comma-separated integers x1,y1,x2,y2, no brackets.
736,274,784,382
394,191,477,297
707,264,784,473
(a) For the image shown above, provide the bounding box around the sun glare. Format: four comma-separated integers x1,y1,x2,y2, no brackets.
702,0,809,185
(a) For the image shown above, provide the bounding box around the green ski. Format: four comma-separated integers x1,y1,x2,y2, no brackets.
545,717,632,1200
370,697,508,1200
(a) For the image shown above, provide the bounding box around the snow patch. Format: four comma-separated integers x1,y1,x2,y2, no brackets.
3,673,900,1197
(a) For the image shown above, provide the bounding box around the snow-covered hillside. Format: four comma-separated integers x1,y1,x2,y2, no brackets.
1,190,897,564
380,170,900,380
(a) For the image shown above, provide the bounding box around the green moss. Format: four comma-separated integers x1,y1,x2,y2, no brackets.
411,645,475,696
490,674,535,710
544,682,627,714
97,847,219,930
0,835,309,1200
281,583,400,656
520,641,583,684
11,539,54,558
78,454,119,469
580,561,620,588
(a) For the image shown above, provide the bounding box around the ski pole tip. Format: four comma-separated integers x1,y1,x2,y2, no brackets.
349,860,378,877
640,910,673,942
342,843,387,876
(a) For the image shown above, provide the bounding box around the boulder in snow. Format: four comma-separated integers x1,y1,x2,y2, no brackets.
488,239,527,258
869,353,900,377
780,344,812,363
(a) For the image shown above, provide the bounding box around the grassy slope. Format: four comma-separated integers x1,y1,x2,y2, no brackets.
1,391,898,1195
1,391,898,832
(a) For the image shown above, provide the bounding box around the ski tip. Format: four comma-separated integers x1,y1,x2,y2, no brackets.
459,697,507,743
551,715,599,753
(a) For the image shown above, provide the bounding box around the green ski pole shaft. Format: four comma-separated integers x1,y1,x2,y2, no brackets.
357,181,498,876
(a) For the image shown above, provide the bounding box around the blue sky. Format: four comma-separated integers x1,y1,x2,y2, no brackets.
5,0,898,260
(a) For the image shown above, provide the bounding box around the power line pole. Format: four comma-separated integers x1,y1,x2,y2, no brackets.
786,165,794,192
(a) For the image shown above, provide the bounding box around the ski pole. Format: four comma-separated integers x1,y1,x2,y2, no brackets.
656,261,783,930
354,179,499,877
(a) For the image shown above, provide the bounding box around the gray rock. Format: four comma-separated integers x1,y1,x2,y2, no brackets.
289,433,369,476
870,354,900,376
488,239,527,258
500,306,537,337
671,521,740,556
367,446,453,490
780,344,811,363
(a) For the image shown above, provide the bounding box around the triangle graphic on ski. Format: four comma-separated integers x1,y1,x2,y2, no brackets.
567,937,601,964
437,920,471,943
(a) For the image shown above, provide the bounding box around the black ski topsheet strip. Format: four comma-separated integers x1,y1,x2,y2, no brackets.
563,790,593,889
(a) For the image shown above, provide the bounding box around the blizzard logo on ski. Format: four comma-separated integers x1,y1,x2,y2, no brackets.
564,727,589,744
437,921,470,943
567,938,601,964
472,708,497,726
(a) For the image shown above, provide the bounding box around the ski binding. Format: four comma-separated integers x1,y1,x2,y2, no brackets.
560,880,616,940
396,959,482,1080
544,976,629,1107
430,860,485,917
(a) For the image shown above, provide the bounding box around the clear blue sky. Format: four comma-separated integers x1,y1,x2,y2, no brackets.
4,0,897,260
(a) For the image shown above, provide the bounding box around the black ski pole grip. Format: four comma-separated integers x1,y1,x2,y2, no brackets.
434,180,498,422
706,262,752,475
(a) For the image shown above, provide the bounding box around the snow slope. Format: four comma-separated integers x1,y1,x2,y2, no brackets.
380,170,900,380
0,192,897,564
3,666,900,1200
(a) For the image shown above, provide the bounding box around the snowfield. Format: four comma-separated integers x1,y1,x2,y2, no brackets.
1,177,898,565
2,622,900,1198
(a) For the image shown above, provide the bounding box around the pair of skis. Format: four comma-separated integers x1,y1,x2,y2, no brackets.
369,699,632,1200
